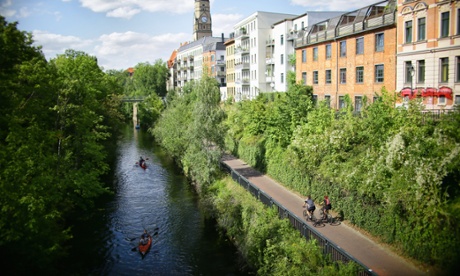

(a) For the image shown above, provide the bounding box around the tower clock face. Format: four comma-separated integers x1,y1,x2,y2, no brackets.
201,16,207,23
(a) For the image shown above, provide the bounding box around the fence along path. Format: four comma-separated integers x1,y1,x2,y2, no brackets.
221,154,424,276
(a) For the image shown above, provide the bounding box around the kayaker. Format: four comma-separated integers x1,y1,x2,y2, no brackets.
140,230,149,245
139,156,145,167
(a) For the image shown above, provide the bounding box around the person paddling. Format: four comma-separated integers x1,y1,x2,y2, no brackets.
139,156,145,168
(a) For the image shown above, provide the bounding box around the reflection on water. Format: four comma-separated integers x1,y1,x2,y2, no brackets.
65,126,247,275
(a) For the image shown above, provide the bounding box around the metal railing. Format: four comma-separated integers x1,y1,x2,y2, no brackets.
220,161,376,276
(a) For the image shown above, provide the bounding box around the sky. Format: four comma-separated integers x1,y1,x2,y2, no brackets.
1,0,377,71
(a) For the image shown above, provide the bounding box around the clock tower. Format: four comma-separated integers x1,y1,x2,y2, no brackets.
193,0,212,41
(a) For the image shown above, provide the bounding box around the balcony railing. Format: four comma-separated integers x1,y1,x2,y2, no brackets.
296,0,396,48
235,47,249,54
235,62,250,70
266,57,275,64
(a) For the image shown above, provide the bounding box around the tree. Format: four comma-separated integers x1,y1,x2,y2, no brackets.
132,60,169,97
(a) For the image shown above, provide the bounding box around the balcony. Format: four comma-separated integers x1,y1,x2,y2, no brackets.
236,28,249,39
235,46,249,54
266,57,274,64
235,78,250,85
217,71,226,77
296,0,396,48
235,61,250,70
266,39,275,46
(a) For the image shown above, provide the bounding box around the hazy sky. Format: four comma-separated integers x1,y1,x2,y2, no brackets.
1,0,376,71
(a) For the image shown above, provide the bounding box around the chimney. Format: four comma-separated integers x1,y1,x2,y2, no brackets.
221,33,224,42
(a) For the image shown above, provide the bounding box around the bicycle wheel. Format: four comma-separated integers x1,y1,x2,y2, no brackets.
312,215,325,227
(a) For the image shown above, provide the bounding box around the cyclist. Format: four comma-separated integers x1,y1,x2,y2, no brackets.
321,195,332,220
303,195,316,219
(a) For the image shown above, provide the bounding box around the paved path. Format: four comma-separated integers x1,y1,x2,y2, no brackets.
222,155,425,276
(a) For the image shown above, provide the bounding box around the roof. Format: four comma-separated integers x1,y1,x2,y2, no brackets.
167,50,177,69
178,36,227,52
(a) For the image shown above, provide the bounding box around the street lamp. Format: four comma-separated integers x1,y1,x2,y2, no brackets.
410,64,415,98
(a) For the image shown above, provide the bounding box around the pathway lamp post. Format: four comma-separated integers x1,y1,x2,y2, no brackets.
410,65,415,98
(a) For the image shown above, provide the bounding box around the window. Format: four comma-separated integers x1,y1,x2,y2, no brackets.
339,96,346,109
440,57,449,82
355,96,363,112
313,47,318,61
439,95,446,105
281,54,284,65
326,44,332,59
325,95,331,107
356,37,364,54
340,41,347,57
441,12,450,38
281,73,284,83
302,72,307,84
302,50,306,63
456,56,460,82
313,71,318,84
375,33,384,52
340,68,346,84
417,60,425,84
405,21,413,43
313,95,318,106
457,9,460,35
417,18,426,41
280,34,284,45
325,70,332,84
405,61,414,84
455,95,460,105
375,64,384,83
301,22,304,30
356,66,364,83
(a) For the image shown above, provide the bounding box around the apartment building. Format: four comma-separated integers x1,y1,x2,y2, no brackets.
203,40,227,87
296,0,397,111
166,50,177,91
175,36,225,89
224,36,235,101
233,12,297,101
396,0,460,109
269,12,345,92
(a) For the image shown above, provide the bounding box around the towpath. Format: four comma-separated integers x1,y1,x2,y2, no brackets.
222,154,425,276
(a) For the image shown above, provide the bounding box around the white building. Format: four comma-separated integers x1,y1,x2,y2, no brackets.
176,37,224,88
233,12,297,101
270,12,346,92
232,11,347,101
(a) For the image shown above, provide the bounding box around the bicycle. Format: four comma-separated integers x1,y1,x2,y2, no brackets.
319,207,341,226
303,206,325,227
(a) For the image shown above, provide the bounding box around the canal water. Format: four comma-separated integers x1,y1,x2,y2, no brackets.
66,126,249,275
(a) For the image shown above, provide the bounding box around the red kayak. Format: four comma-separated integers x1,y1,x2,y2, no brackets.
138,234,152,256
140,162,147,170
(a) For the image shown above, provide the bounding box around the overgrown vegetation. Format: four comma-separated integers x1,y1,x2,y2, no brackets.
0,17,124,274
224,86,460,272
152,77,361,275
107,61,167,129
208,177,358,275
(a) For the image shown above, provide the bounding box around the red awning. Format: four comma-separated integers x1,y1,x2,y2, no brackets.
438,86,453,100
422,87,437,97
400,87,412,97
